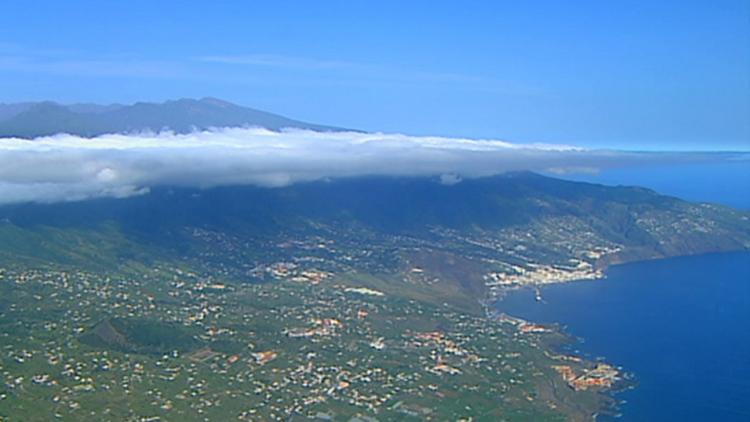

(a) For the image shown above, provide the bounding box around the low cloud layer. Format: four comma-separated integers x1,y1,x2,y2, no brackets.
0,127,743,205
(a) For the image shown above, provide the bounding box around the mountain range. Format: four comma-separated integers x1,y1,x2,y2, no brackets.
2,98,749,422
1,172,748,313
1,98,748,289
0,97,344,138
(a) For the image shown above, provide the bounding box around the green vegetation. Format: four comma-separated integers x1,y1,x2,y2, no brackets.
0,266,598,421
80,318,202,355
0,173,748,421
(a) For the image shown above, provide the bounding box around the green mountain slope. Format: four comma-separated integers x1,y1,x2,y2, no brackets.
0,173,747,422
1,173,748,308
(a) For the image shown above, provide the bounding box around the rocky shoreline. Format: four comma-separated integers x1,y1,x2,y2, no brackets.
488,307,631,422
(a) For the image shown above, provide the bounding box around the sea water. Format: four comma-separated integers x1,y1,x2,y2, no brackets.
495,251,750,421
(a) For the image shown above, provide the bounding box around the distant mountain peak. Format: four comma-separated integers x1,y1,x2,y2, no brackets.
0,98,347,138
199,97,236,108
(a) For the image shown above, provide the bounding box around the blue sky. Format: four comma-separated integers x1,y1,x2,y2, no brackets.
1,0,748,150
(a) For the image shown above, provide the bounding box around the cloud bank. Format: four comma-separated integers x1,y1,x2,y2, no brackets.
0,128,742,205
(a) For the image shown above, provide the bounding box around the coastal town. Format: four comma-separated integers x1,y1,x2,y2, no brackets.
188,216,626,297
0,255,620,421
0,213,643,421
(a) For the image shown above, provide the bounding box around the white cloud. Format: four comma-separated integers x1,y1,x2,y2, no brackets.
439,173,463,185
0,127,742,205
199,54,359,71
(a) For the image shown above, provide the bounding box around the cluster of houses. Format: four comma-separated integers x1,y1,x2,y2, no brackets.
552,363,620,391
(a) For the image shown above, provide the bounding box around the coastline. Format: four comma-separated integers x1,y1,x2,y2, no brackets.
487,306,629,422
491,249,750,422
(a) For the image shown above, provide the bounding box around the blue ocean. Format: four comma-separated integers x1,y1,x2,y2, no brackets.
495,251,750,421
512,161,750,420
